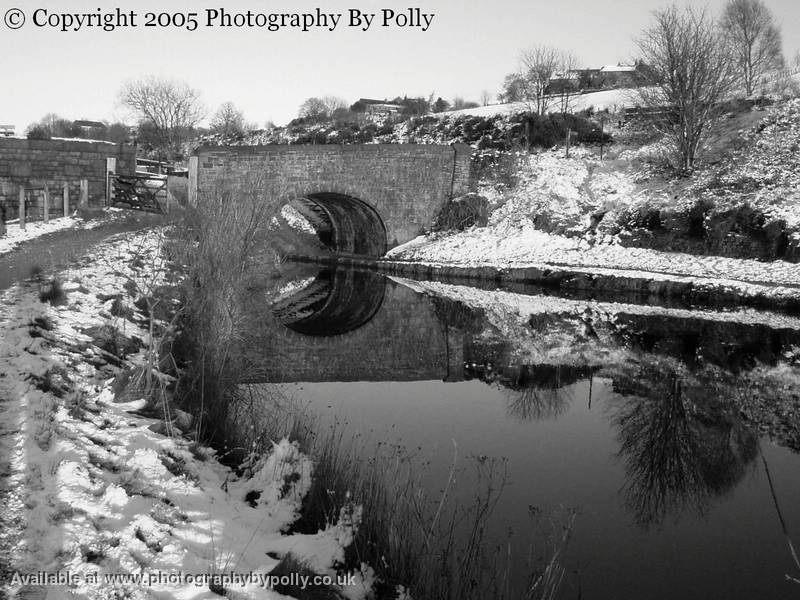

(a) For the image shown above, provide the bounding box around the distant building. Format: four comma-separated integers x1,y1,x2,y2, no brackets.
549,63,647,93
573,68,601,89
0,125,15,137
73,120,107,137
596,64,640,88
548,71,581,94
353,98,404,118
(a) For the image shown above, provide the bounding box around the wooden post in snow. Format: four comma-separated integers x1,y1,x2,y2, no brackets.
565,128,571,158
599,117,605,160
19,187,25,231
43,185,49,224
63,182,69,217
188,156,199,207
80,179,89,207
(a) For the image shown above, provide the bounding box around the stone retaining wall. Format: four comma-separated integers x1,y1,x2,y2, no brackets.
0,138,135,220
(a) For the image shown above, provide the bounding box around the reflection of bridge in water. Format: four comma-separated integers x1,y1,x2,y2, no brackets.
243,269,464,383
270,269,387,337
244,267,800,392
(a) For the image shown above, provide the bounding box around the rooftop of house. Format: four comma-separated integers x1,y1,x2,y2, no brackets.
599,64,637,73
73,120,107,128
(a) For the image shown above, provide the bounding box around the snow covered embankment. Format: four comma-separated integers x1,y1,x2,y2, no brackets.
387,148,800,306
0,230,373,600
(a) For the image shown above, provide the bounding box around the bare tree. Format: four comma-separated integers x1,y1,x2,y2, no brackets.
320,95,348,117
298,97,327,120
519,45,562,115
516,46,578,115
25,113,80,139
636,5,736,172
210,101,246,137
722,0,784,95
498,73,527,103
298,95,348,120
119,77,204,160
554,51,581,114
479,89,492,106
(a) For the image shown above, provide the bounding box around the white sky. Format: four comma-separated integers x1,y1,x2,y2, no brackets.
2,0,799,132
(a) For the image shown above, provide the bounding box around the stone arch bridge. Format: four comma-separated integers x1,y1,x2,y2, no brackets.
189,144,475,255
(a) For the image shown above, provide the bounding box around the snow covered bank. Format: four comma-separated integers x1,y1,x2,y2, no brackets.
383,116,800,308
383,222,800,309
388,223,800,287
0,230,373,600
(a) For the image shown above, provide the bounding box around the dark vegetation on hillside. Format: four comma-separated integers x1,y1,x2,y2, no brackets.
193,111,613,152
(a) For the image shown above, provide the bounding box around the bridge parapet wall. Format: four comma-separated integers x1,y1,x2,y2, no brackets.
191,143,474,250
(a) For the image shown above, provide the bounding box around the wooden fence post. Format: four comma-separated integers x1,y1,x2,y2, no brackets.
19,187,25,231
43,185,49,224
106,157,117,206
188,156,198,207
80,179,89,207
63,182,69,217
565,128,571,158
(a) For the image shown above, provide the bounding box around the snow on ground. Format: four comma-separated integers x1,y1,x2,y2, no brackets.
701,97,800,231
0,218,83,256
440,88,642,119
388,132,800,303
0,209,127,257
389,222,800,287
484,148,612,234
0,230,373,600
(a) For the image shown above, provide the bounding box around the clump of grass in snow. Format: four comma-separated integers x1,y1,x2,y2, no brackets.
30,265,68,305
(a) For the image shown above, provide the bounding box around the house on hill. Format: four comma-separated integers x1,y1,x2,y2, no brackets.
73,120,107,138
0,125,15,137
596,64,639,88
351,98,404,119
548,71,581,94
549,63,649,93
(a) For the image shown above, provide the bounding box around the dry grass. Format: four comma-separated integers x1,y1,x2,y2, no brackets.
167,172,281,450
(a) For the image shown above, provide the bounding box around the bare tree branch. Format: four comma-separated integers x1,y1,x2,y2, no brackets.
722,0,784,95
119,77,204,160
519,45,563,115
636,5,736,172
211,102,246,138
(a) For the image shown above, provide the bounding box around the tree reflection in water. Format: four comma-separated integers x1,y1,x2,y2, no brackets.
467,364,597,422
609,365,759,529
505,386,572,421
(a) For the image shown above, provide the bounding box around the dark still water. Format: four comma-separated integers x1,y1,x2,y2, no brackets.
245,265,800,600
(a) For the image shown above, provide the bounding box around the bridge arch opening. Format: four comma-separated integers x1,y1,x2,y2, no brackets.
270,269,387,336
285,192,387,256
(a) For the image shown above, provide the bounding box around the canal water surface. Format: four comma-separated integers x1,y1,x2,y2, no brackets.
247,265,800,599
